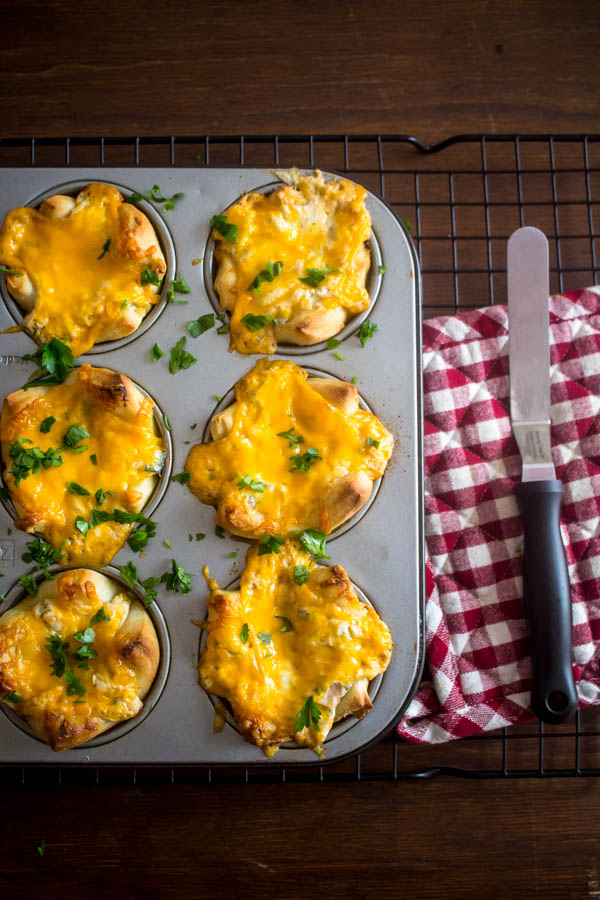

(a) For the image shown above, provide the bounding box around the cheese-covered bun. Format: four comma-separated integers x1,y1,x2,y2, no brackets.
199,543,392,756
0,568,160,751
0,183,166,356
185,359,393,538
0,364,166,566
211,170,372,354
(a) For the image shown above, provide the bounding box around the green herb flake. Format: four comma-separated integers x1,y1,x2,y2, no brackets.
275,615,293,632
294,695,321,733
129,184,185,212
228,550,237,559
119,561,139,592
172,471,191,485
257,631,272,645
367,436,380,448
187,313,215,338
195,533,205,541
67,481,91,496
0,264,23,275
332,351,345,361
241,313,274,332
163,539,172,549
293,565,309,586
141,267,161,287
236,474,265,492
163,413,171,432
326,338,341,350
378,264,387,274
404,219,413,232
277,428,304,446
214,525,226,539
21,536,63,575
210,214,238,243
298,529,330,559
40,416,56,434
169,336,197,374
36,838,45,858
240,623,249,644
2,690,23,704
290,447,321,472
160,558,193,594
90,454,98,466
151,343,165,363
258,535,284,556
74,516,89,536
90,607,110,625
299,265,337,288
22,338,75,389
45,634,69,678
171,272,191,294
64,669,86,696
98,238,111,259
351,376,358,385
357,320,378,347
62,424,90,449
247,259,283,294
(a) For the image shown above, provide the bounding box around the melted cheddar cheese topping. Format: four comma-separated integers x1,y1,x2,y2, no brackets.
199,543,393,755
213,171,372,353
1,365,165,566
0,183,162,356
185,359,393,537
0,572,145,729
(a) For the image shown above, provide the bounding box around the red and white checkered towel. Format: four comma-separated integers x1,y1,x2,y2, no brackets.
398,287,600,744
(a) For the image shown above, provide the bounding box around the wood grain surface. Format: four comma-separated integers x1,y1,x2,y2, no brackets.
0,0,598,142
1,1,600,897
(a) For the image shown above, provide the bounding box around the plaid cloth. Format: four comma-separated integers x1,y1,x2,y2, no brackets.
398,286,600,744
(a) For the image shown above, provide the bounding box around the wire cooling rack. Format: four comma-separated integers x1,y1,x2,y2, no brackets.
1,133,599,784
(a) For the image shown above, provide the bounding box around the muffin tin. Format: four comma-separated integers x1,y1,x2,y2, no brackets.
0,167,424,766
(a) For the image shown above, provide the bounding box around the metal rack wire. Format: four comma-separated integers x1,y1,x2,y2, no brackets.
1,133,599,784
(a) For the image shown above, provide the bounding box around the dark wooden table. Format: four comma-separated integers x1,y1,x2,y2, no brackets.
2,2,600,898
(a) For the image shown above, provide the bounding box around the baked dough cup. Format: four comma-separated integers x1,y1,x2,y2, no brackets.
0,182,166,356
185,359,393,539
0,568,160,751
199,542,392,757
211,169,372,354
0,364,166,566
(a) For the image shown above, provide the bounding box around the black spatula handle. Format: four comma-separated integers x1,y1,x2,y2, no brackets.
517,479,577,723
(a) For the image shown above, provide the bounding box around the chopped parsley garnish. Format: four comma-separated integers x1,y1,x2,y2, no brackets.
141,266,162,286
21,536,63,575
358,320,378,347
2,690,23,704
404,219,413,232
378,265,387,274
45,634,69,678
169,336,197,374
351,376,358,385
240,623,249,644
98,238,111,259
210,214,238,243
90,607,110,625
187,313,215,337
64,669,86,696
119,561,140,592
73,626,95,645
298,529,330,559
129,184,185,212
332,351,344,361
247,259,283,293
277,428,304,446
237,475,265,492
195,532,205,541
241,313,274,331
257,631,272,645
90,454,98,465
258,535,284,556
0,264,23,275
294,695,321,733
326,338,342,350
88,509,113,527
127,519,156,551
172,471,191,484
74,515,89,536
40,416,56,434
94,488,114,505
67,481,90,496
367,436,380,448
275,615,293,632
290,447,321,472
214,525,226,539
151,342,165,362
171,272,190,294
163,539,172,549
216,320,229,335
22,338,74,389
163,413,171,432
8,439,63,485
228,550,237,559
61,424,90,449
118,561,159,607
160,558,193,594
18,572,38,596
293,565,309,586
299,265,337,288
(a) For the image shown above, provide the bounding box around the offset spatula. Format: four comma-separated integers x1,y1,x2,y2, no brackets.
508,226,577,724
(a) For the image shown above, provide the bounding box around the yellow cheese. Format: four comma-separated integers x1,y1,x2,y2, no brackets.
0,183,160,356
1,365,164,565
213,172,372,353
199,543,393,753
185,359,393,536
0,573,141,724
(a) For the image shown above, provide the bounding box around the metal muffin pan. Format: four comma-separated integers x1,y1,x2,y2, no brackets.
0,167,424,766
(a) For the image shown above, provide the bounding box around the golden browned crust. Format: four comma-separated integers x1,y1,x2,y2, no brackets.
1,183,166,351
0,568,160,751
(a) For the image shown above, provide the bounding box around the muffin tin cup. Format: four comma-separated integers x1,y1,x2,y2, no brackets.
0,166,424,766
